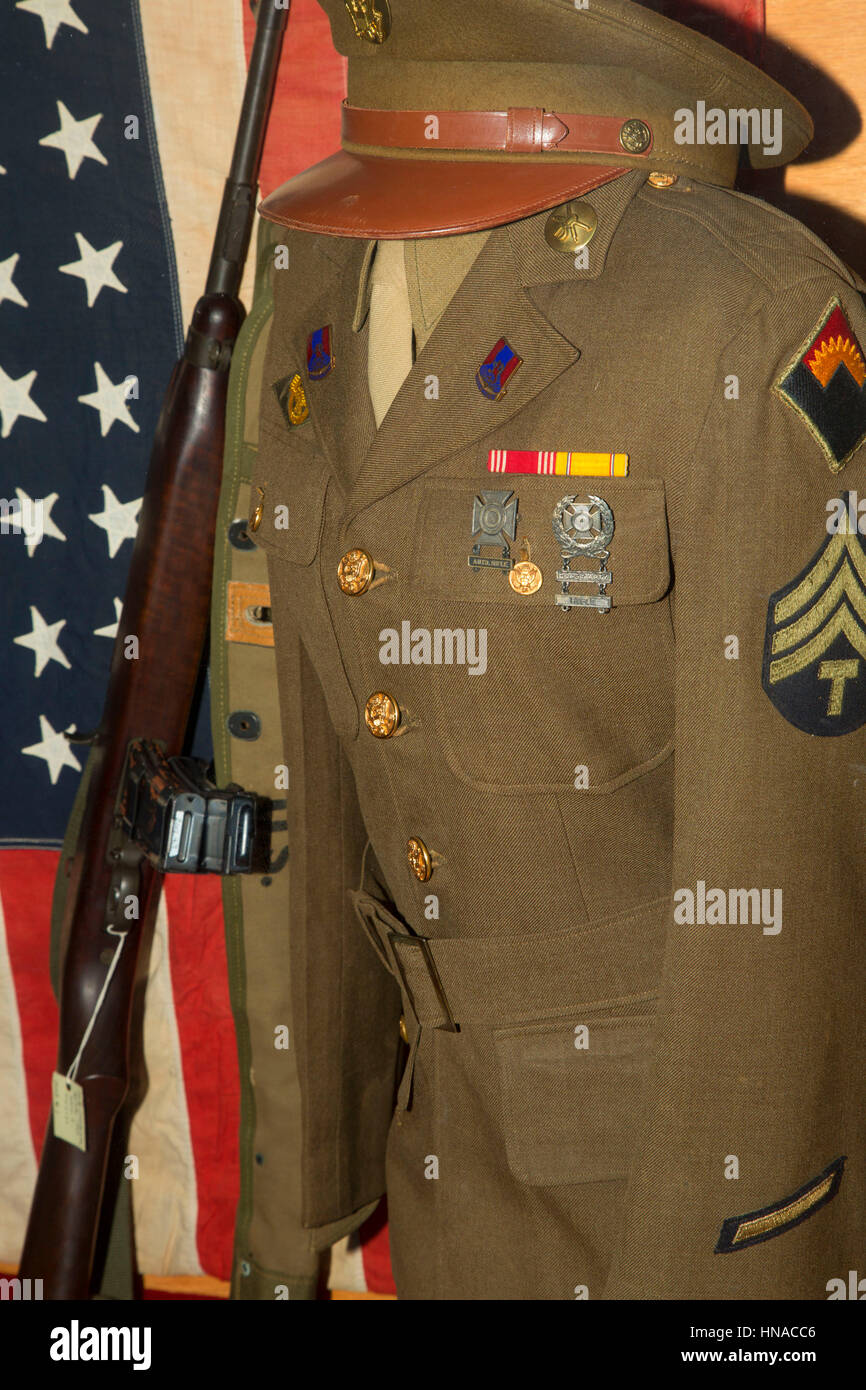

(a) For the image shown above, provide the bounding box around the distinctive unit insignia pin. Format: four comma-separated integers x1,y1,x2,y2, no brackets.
476,338,522,401
552,494,614,612
775,298,866,472
762,493,866,735
469,490,518,571
344,0,391,43
307,325,334,380
272,372,309,427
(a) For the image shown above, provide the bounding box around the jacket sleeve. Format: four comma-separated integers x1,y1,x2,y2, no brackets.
604,270,866,1299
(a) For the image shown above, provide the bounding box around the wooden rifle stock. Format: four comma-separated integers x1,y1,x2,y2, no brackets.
19,0,289,1299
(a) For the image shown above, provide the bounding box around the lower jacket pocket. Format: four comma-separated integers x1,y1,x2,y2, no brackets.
494,1001,656,1186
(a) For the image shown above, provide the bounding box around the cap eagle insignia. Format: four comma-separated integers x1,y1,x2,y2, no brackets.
344,0,390,44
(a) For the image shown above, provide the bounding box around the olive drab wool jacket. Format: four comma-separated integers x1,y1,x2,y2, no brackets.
248,163,866,1299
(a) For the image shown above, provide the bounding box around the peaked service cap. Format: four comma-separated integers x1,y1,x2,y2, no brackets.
259,0,813,238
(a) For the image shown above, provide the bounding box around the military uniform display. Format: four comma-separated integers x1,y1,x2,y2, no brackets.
245,0,866,1298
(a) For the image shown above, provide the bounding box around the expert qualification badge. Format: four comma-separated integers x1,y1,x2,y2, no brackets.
553,494,614,612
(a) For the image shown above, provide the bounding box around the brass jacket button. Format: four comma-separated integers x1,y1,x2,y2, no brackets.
338,548,374,594
365,691,401,738
648,171,678,189
399,1015,409,1044
407,836,433,882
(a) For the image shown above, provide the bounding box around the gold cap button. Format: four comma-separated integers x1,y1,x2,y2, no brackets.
365,691,401,738
337,548,374,595
407,836,433,882
399,1014,409,1044
648,171,678,189
249,486,265,533
544,200,598,253
619,118,652,154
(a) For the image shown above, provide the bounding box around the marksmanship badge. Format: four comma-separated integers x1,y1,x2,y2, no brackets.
762,493,866,735
553,495,614,612
775,298,866,472
469,490,518,571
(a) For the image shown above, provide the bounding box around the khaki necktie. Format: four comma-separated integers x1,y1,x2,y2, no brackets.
367,239,414,428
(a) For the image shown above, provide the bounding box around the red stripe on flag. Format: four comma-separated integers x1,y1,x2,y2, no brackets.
243,0,347,199
0,849,60,1159
162,875,239,1281
358,1198,397,1296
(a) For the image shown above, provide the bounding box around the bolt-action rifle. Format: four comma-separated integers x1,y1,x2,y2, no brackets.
19,0,289,1299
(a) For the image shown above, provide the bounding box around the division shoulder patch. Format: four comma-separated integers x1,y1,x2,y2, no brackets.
763,494,866,735
775,297,866,472
715,1156,845,1254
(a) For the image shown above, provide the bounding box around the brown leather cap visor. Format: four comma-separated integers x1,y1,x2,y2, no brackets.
259,150,628,238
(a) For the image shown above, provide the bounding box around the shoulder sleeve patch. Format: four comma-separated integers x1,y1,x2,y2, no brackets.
774,297,866,473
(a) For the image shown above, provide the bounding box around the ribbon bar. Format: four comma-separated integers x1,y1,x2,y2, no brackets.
488,449,629,476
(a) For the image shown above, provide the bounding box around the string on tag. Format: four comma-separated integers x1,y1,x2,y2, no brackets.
65,922,128,1085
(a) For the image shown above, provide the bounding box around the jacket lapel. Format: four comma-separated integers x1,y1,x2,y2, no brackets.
341,223,582,529
289,236,377,496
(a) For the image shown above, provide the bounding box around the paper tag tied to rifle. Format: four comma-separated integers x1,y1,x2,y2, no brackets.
52,1072,87,1151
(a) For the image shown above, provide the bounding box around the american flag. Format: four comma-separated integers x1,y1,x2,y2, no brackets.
0,0,393,1296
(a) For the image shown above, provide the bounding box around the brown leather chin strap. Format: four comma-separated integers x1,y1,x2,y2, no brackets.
341,103,653,158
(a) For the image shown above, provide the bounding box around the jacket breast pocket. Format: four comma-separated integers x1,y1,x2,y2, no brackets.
409,476,673,792
251,419,358,739
493,997,656,1187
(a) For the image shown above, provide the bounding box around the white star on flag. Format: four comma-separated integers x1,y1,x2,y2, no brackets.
22,714,82,785
14,606,72,678
0,364,46,437
0,253,28,309
88,483,142,558
58,233,126,308
16,488,67,556
94,596,123,639
16,0,88,49
78,361,140,436
39,100,106,180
